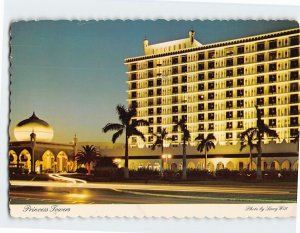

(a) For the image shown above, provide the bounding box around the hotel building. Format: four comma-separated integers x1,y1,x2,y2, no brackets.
122,28,299,171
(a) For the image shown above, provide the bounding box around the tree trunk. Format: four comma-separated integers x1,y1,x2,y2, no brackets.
249,149,252,170
205,147,207,170
257,138,262,181
124,135,129,179
182,139,187,180
161,146,164,172
87,162,91,176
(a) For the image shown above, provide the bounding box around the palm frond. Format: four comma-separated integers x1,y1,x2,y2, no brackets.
112,129,124,143
102,123,124,133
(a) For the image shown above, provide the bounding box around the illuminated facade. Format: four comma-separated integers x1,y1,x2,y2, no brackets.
125,28,299,147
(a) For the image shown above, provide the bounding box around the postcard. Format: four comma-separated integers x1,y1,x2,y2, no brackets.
8,20,299,218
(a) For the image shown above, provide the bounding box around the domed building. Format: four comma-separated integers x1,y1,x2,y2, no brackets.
9,112,78,174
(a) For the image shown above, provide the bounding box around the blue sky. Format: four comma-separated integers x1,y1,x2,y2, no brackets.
9,20,299,143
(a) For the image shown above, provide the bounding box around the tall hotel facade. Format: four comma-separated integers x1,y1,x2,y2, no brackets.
123,28,300,171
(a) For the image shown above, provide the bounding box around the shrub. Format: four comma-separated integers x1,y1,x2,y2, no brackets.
187,169,213,179
238,169,257,180
76,167,88,174
95,157,118,168
129,168,160,179
94,167,119,177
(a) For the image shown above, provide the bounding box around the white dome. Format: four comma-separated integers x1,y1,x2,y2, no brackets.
14,112,54,142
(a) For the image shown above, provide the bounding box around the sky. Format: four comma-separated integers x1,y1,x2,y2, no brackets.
9,20,299,143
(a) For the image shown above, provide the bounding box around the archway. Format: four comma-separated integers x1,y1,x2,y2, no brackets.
146,163,153,170
171,162,177,171
281,160,291,170
9,150,18,165
270,160,280,170
153,163,160,171
197,161,204,170
226,161,234,170
207,162,214,172
293,160,298,171
57,151,68,173
35,160,42,174
187,161,196,169
42,150,55,172
216,162,225,170
19,149,31,172
262,161,268,171
238,162,244,170
248,161,257,170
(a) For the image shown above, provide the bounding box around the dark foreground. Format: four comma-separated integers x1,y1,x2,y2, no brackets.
10,180,297,204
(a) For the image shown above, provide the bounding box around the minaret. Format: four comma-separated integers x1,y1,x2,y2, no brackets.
189,30,195,45
143,37,149,54
73,134,78,171
30,130,36,173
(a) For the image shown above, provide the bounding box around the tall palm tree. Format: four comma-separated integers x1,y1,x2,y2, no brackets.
75,145,100,175
242,106,278,180
195,133,216,170
176,118,190,180
102,104,149,179
240,129,258,170
151,128,170,171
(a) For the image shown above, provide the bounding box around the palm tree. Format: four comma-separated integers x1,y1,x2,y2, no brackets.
151,128,170,171
176,118,190,180
195,133,216,170
240,129,258,170
75,145,100,175
241,106,278,180
102,104,149,179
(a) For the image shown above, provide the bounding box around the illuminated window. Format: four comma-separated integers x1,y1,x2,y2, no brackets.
198,52,205,60
257,53,264,62
237,46,244,54
208,51,215,59
208,102,214,110
269,63,277,71
237,67,244,76
198,73,205,80
237,89,244,97
172,87,178,94
208,123,214,130
208,61,215,69
181,86,187,93
148,90,153,96
269,96,276,105
172,106,178,113
269,85,276,94
226,80,233,88
257,75,264,84
237,121,243,128
226,132,233,139
257,42,265,51
257,87,264,95
237,57,244,65
269,40,277,49
157,88,162,95
226,111,233,119
269,74,276,83
208,82,214,90
269,108,276,116
149,118,154,124
198,63,205,71
181,55,187,63
208,113,214,120
198,114,204,121
226,69,233,77
290,117,298,126
157,78,162,86
226,101,233,108
237,110,244,118
157,108,162,115
148,108,154,115
172,116,178,123
198,103,204,111
172,57,178,64
226,122,232,129
181,75,187,83
181,105,187,113
208,72,215,79
237,99,244,107
257,65,264,73
269,51,276,61
198,83,204,91
198,124,204,131
226,59,233,67
269,119,276,127
181,65,187,73
157,116,162,123
226,90,233,98
208,92,214,100
256,98,264,106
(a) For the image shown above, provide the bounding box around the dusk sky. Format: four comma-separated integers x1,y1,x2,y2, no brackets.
10,20,298,143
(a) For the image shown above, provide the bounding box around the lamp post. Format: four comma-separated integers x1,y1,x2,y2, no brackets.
162,154,172,170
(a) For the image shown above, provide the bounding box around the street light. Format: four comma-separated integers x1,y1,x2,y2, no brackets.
162,154,172,170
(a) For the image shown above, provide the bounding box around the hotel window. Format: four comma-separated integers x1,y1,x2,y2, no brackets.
226,122,232,129
269,96,276,105
237,78,244,86
290,128,299,137
131,92,136,98
198,124,204,131
172,116,178,123
148,90,154,96
172,135,178,141
198,73,205,81
208,113,214,120
208,92,215,100
237,46,244,54
131,63,137,71
269,119,276,127
237,57,244,65
148,99,154,106
257,53,264,62
172,96,178,104
237,110,244,118
237,67,244,76
182,115,187,122
181,85,187,93
257,64,264,73
269,40,277,49
258,108,264,116
226,80,233,88
269,85,276,94
290,105,298,115
149,118,154,124
226,90,233,98
148,108,154,115
172,76,178,84
208,102,214,110
226,69,233,77
290,83,298,92
237,121,244,129
198,83,204,91
237,99,244,108
157,88,162,95
182,105,187,113
290,94,298,103
237,89,244,97
226,132,233,139
157,98,162,105
290,36,299,46
226,101,233,108
208,61,215,69
181,55,187,63
131,100,137,107
198,94,204,101
157,126,162,133
172,87,178,94
257,75,264,84
198,103,204,111
198,63,205,71
290,117,299,126
172,57,178,64
208,123,214,130
257,87,264,95
148,70,153,78
173,125,178,132
198,113,205,121
172,67,178,74
208,72,215,79
269,51,276,61
269,74,276,83
257,42,265,51
208,51,215,59
157,78,162,86
290,71,299,80
269,107,276,116
226,111,233,119
157,107,162,115
226,58,233,67
256,98,264,106
208,82,214,90
148,80,153,87
182,75,187,83
148,60,154,68
172,106,178,114
198,52,205,60
290,59,299,69
131,73,137,80
157,116,162,123
181,65,187,73
148,135,153,142
269,63,277,72
131,82,137,89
